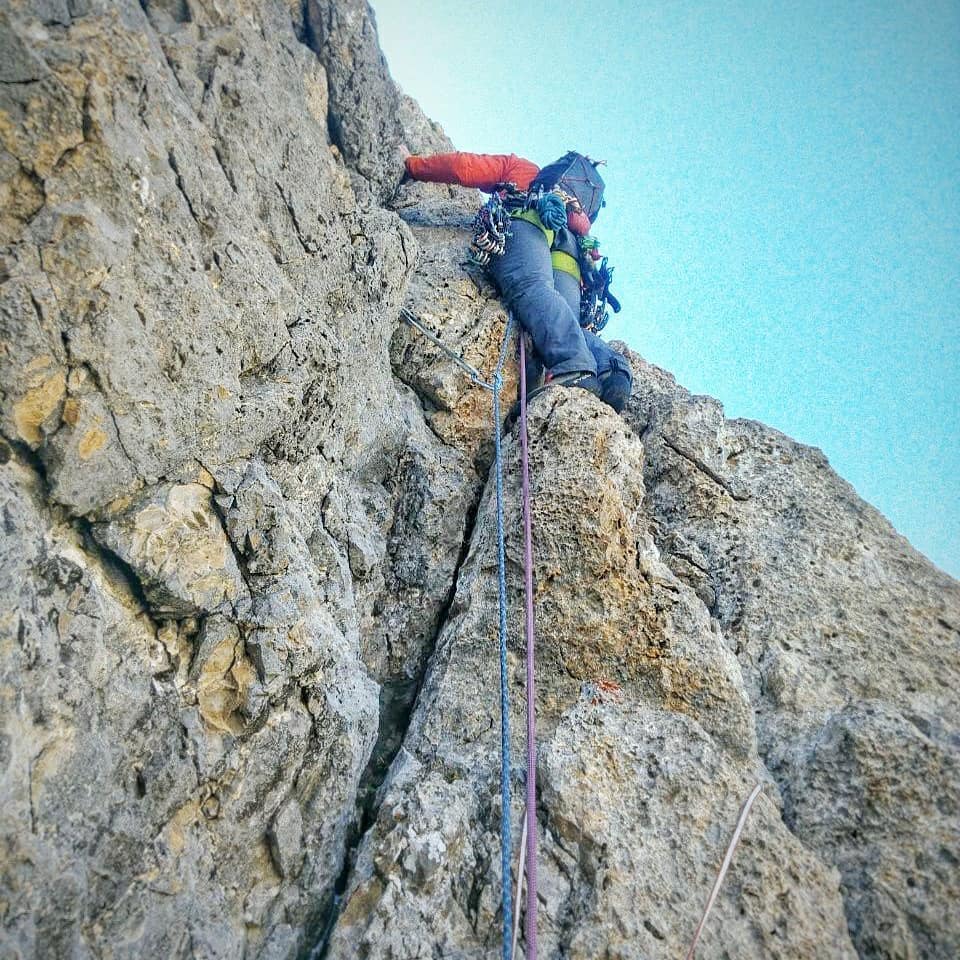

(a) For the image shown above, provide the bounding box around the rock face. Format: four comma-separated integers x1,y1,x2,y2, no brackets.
0,2,957,959
625,358,960,958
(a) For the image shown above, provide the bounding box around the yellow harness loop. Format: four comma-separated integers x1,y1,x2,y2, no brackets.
550,250,581,281
510,207,555,247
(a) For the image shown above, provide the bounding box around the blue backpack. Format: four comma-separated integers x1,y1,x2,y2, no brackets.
529,152,606,223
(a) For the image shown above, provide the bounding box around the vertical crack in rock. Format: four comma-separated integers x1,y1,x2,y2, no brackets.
275,180,315,255
307,485,485,960
74,517,164,630
167,149,199,222
212,143,238,193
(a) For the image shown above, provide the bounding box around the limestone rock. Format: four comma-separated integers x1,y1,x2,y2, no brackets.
537,702,855,960
625,350,960,957
325,393,848,958
1,1,957,958
303,0,407,196
0,1,453,954
781,702,959,958
92,481,250,619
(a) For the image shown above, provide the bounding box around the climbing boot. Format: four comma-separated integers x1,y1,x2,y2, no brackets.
598,368,632,412
527,370,602,403
502,371,601,433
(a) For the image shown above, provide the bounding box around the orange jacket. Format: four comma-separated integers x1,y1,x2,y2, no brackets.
404,151,541,192
404,151,592,237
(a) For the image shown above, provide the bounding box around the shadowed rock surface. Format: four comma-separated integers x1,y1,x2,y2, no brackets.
1,2,957,958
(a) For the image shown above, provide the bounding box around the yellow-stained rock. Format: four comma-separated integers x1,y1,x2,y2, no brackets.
164,800,201,858
13,366,66,445
61,397,81,426
92,482,249,618
77,423,108,459
196,626,252,734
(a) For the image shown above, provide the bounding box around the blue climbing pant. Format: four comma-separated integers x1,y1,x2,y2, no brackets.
488,219,596,376
488,219,633,392
552,269,633,387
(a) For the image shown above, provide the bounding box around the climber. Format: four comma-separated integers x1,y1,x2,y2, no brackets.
399,150,633,413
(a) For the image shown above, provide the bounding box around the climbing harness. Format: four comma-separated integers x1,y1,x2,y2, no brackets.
518,333,539,959
468,177,621,339
399,307,494,391
469,183,579,260
491,315,516,960
468,181,571,266
685,782,764,959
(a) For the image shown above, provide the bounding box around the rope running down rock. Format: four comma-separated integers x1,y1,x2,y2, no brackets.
518,333,539,959
492,315,516,960
404,301,757,960
685,782,764,959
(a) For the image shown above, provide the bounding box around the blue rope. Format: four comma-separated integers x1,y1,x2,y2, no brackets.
535,190,568,230
492,312,515,960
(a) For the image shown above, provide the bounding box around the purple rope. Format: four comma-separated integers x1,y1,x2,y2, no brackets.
518,335,538,959
492,317,515,960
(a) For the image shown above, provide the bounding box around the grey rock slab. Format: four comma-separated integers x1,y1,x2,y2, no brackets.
2,1,957,957
303,0,407,197
1,0,415,515
781,701,960,959
536,701,856,960
624,347,960,957
0,2,452,955
91,480,250,620
326,391,845,958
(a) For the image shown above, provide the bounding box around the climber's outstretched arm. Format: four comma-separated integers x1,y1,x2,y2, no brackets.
404,152,540,192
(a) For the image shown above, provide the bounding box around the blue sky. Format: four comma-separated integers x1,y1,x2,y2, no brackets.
371,0,960,578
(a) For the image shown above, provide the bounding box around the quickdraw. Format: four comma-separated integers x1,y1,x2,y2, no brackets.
469,183,525,266
579,236,620,333
399,308,494,390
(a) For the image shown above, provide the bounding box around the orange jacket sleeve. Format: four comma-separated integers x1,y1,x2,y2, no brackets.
404,152,541,192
